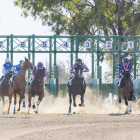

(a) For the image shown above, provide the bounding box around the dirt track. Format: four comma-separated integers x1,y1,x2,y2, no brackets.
0,114,140,140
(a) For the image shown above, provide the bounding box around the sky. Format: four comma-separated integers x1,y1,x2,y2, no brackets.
0,0,109,82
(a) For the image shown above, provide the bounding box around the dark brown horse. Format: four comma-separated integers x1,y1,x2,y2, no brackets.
27,67,44,114
8,57,33,114
68,64,86,113
0,71,13,111
118,70,134,114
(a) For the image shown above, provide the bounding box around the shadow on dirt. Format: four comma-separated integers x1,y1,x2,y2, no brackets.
109,113,129,116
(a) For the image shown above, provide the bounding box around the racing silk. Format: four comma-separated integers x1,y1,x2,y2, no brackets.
70,63,89,73
32,66,46,77
2,63,14,75
14,64,21,72
119,62,132,73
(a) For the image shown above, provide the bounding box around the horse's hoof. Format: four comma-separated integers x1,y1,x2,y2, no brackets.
79,104,82,107
13,112,16,114
68,110,71,114
74,104,77,107
129,109,132,112
32,105,36,109
17,108,20,112
34,110,38,114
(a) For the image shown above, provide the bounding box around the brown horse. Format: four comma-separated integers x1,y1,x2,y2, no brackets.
8,57,33,114
27,67,44,114
0,70,13,112
68,64,86,113
118,71,134,114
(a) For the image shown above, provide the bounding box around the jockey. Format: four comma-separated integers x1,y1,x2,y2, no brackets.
68,59,89,85
29,62,46,88
9,60,25,84
14,60,24,73
0,58,14,84
118,57,132,86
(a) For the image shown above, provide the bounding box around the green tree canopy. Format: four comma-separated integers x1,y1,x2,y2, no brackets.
14,0,140,36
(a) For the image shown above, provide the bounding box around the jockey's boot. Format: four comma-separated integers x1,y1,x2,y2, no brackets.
67,77,73,85
0,76,4,82
28,78,33,85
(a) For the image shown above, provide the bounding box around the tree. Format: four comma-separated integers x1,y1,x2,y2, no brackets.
14,0,140,36
14,0,140,82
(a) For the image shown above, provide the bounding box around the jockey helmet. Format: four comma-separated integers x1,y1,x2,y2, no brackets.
77,59,82,64
19,60,24,64
5,58,10,63
123,58,129,63
37,62,43,67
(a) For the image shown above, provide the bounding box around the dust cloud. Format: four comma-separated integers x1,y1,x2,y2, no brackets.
1,88,140,114
36,88,140,114
0,100,2,115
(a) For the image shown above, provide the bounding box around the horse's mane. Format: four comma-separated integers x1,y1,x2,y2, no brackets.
120,72,131,88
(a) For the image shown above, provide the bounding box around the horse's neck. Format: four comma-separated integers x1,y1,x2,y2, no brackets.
19,66,27,78
74,75,81,84
3,77,9,86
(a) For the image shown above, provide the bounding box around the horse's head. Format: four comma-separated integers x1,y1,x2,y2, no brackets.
34,68,44,85
24,57,33,71
123,71,131,86
5,70,13,79
75,64,83,78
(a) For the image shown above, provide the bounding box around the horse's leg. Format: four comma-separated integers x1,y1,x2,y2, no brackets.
124,96,128,114
8,89,13,114
68,92,72,113
27,92,32,114
13,91,17,114
79,94,84,107
128,91,133,112
2,96,4,113
17,92,23,112
73,95,77,107
81,94,85,107
22,88,26,108
118,88,122,109
32,91,36,109
36,91,44,114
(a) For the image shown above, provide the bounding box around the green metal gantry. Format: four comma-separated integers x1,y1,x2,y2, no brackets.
0,34,140,94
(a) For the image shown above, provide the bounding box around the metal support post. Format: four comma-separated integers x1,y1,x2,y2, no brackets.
97,35,99,67
75,35,78,61
10,34,13,63
28,36,31,78
92,54,94,79
134,39,136,79
49,37,52,79
7,36,9,58
54,35,56,66
32,34,35,66
70,37,74,67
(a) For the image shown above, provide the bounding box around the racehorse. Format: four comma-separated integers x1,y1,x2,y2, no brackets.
118,70,134,114
67,64,86,113
27,67,44,114
8,57,33,114
0,70,13,110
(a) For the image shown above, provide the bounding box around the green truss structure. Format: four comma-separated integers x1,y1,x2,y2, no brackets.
0,34,140,95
